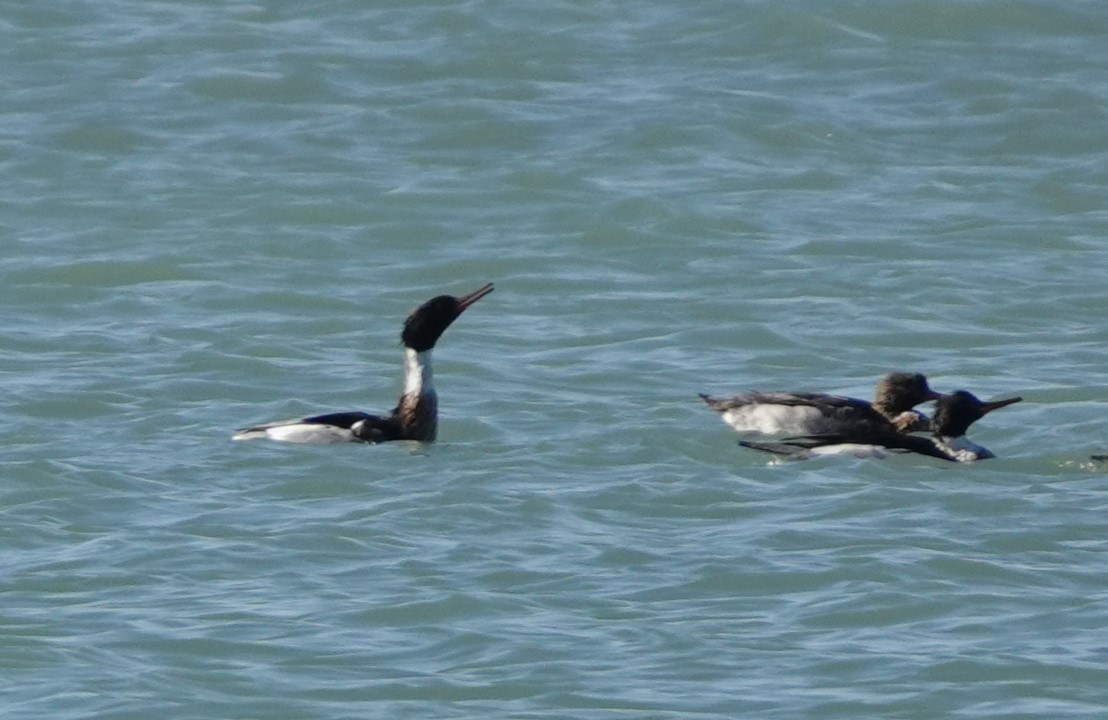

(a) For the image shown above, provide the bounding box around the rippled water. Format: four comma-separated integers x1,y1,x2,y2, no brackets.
3,1,1108,717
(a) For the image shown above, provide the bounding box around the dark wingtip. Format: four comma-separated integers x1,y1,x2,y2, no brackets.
699,393,722,408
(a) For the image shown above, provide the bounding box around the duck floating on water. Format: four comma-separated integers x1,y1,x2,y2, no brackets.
700,371,943,437
233,283,494,444
738,390,1023,462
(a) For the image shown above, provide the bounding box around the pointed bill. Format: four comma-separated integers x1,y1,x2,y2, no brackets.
457,282,494,311
981,396,1023,414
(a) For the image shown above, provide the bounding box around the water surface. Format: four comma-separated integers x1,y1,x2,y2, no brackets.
3,1,1108,717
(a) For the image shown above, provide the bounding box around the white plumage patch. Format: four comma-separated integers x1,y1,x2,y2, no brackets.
940,436,993,462
233,423,356,444
807,444,891,459
404,348,434,397
722,405,828,435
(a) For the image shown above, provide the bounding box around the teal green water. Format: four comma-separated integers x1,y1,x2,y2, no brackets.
3,1,1108,717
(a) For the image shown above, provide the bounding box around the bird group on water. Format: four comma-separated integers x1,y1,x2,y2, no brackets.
701,375,1021,462
234,282,1028,463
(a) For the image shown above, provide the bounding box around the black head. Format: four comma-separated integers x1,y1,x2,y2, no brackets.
931,390,1022,438
400,282,494,352
874,371,943,414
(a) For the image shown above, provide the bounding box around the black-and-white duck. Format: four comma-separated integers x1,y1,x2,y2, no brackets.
233,283,494,444
737,390,1023,462
700,371,943,437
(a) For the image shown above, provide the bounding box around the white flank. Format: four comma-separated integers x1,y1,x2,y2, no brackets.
808,444,891,459
256,423,356,444
722,404,827,435
404,348,435,397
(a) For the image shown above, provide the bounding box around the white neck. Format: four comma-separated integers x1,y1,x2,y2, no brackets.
404,348,434,397
937,435,993,461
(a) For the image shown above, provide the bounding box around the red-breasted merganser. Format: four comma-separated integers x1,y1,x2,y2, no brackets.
700,371,942,436
233,283,494,444
738,390,1023,462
